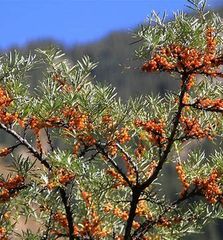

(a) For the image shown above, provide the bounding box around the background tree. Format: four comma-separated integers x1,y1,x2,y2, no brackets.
0,0,222,239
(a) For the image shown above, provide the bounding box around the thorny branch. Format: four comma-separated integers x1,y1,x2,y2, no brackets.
124,72,189,240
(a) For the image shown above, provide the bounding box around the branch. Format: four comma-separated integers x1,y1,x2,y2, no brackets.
124,73,189,239
59,187,75,240
45,128,54,152
0,123,76,240
140,72,189,190
124,186,141,240
132,187,199,239
96,143,133,188
184,103,223,113
116,143,139,184
0,123,51,170
41,209,53,240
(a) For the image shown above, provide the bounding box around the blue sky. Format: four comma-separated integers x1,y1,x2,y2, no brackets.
0,0,222,50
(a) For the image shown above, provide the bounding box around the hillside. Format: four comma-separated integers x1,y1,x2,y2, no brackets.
13,6,222,100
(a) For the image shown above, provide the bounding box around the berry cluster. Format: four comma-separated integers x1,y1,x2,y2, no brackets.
134,142,146,160
180,116,212,140
29,116,62,153
142,27,222,78
72,134,96,157
141,52,175,72
106,128,131,157
0,148,13,157
176,163,190,197
81,191,92,208
53,211,108,238
0,87,12,109
101,114,113,128
72,142,81,156
29,116,62,132
121,154,132,173
58,169,75,186
62,107,97,157
0,175,25,202
53,211,68,230
157,216,171,228
0,227,7,240
80,214,109,238
52,211,79,237
192,98,223,112
63,107,90,131
53,191,110,238
135,119,166,145
80,191,110,238
106,168,127,188
145,160,158,178
104,204,140,230
77,134,96,147
186,74,196,91
116,127,131,144
193,169,222,204
176,164,223,204
47,168,75,190
107,141,118,157
64,110,131,158
205,27,216,60
135,200,153,220
0,87,22,126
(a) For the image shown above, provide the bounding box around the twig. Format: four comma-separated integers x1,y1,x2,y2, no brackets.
116,143,139,184
0,123,51,170
96,143,133,188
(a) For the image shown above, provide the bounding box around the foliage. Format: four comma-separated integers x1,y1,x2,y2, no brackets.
0,1,222,239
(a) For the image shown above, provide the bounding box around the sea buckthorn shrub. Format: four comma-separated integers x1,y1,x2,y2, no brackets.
0,1,223,239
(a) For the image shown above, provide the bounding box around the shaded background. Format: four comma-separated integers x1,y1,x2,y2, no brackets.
0,0,223,50
1,0,223,239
